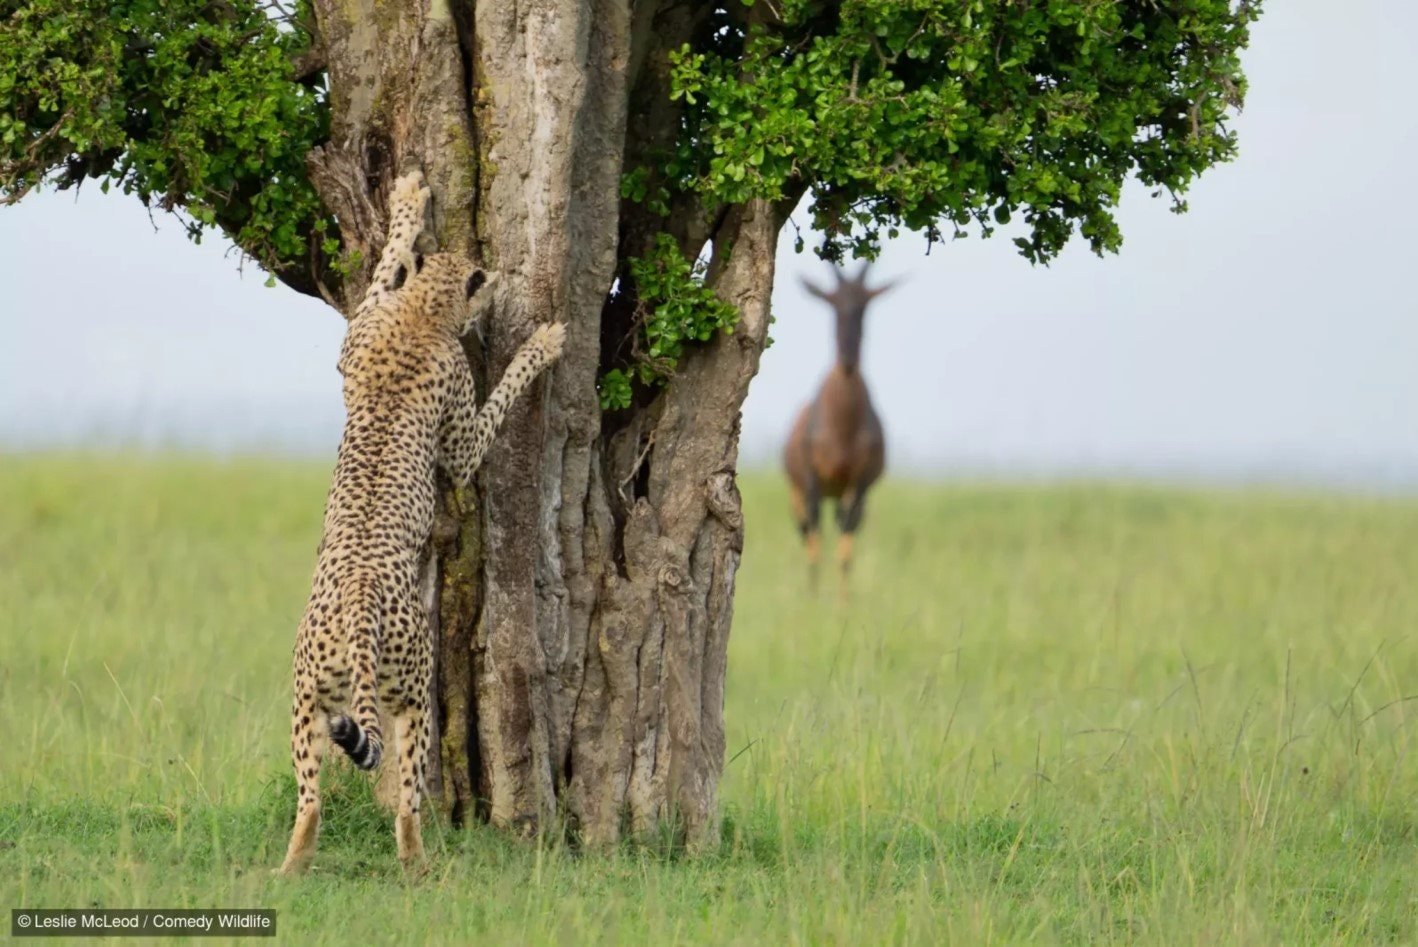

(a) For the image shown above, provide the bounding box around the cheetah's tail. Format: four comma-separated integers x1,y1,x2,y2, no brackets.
329,713,381,770
330,576,384,771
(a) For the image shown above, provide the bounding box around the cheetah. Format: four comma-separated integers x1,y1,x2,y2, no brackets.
277,170,566,875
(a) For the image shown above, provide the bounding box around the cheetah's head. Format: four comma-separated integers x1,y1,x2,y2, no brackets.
409,253,491,336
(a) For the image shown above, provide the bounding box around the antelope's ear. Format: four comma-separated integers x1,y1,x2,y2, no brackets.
801,275,832,300
867,277,901,300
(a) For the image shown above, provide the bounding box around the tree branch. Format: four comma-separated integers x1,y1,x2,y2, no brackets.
291,44,327,84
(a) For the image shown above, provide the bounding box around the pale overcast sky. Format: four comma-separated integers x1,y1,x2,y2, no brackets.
3,0,1416,487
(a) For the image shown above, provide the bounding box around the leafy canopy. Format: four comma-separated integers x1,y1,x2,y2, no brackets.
0,0,327,285
2,0,1258,360
661,0,1259,264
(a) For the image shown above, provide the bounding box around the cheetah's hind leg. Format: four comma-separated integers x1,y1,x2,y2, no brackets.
393,702,430,874
276,690,329,876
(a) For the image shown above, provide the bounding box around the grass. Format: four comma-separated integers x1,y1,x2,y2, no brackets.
1,454,1414,944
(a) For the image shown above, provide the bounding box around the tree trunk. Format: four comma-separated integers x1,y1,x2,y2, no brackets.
306,0,781,849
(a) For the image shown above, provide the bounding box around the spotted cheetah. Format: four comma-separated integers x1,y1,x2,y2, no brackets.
277,170,566,875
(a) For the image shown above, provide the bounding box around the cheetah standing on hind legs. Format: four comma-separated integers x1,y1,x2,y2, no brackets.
277,170,565,876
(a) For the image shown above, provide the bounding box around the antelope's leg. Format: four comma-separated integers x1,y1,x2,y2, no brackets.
835,488,871,602
793,479,824,589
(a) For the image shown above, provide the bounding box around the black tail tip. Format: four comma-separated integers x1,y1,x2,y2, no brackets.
328,713,355,743
329,714,382,770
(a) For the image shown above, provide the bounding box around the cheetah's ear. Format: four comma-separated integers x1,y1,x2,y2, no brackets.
463,271,498,339
465,269,487,299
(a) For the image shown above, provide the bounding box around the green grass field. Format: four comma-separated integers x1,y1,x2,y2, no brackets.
1,455,1414,944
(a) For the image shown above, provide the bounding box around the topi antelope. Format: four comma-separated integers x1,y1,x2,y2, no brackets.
783,263,895,594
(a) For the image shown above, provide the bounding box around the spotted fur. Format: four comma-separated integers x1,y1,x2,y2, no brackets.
277,170,566,875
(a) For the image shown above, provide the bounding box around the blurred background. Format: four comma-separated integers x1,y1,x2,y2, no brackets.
3,0,1416,491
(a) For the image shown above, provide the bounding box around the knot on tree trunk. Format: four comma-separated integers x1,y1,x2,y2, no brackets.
657,560,692,595
704,472,743,532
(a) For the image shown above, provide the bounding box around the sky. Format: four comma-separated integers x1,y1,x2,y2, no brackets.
3,0,1416,488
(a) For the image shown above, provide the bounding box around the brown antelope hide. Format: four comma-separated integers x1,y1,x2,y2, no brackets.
782,263,895,596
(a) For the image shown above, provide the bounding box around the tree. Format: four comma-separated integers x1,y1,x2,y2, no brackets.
2,0,1260,848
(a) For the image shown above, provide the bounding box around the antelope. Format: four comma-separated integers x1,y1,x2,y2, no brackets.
783,263,894,594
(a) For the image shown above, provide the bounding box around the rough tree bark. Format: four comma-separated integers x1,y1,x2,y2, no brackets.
305,0,783,849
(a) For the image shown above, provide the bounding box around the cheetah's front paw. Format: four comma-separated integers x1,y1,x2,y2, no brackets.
530,322,567,363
